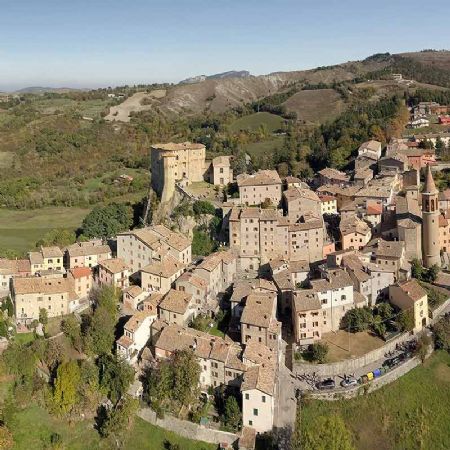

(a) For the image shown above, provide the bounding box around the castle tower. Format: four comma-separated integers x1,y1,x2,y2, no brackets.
422,164,440,268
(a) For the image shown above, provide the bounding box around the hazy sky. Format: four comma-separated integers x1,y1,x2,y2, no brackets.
1,0,449,91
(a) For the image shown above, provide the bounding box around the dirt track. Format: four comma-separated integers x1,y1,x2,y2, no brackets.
105,90,166,122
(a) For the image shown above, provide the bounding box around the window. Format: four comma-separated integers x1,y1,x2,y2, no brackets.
262,395,266,403
245,393,249,400
249,420,253,426
253,408,258,416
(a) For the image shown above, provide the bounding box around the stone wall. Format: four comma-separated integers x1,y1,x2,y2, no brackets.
293,332,413,377
138,407,238,446
429,296,450,321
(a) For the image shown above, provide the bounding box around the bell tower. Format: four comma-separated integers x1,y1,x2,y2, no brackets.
422,164,440,268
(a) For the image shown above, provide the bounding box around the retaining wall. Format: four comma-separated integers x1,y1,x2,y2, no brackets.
307,351,430,401
293,332,412,377
138,407,238,446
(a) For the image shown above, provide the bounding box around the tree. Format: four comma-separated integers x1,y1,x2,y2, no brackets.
145,350,201,415
1,296,14,317
39,308,48,327
97,395,139,439
375,302,393,321
311,342,328,363
192,229,215,256
411,258,424,280
193,200,216,216
85,307,116,355
36,228,76,248
299,415,355,450
53,360,81,415
98,354,134,404
433,317,450,351
341,307,373,332
61,315,83,352
415,332,432,363
371,315,387,339
397,309,415,332
81,203,133,239
223,395,242,431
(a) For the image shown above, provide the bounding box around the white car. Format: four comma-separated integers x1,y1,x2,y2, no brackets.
340,378,358,388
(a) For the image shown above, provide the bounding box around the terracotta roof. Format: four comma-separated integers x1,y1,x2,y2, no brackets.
29,251,44,265
0,259,30,274
67,242,111,257
358,140,381,154
117,335,133,349
13,277,74,295
293,290,321,312
99,258,128,274
243,341,276,366
151,141,205,151
283,187,320,203
310,269,353,292
237,170,281,187
241,364,275,395
141,255,184,278
176,272,208,290
124,310,154,333
41,246,63,258
396,279,427,302
374,240,404,259
240,292,277,328
339,217,370,236
212,155,231,166
318,167,349,182
159,289,192,314
366,203,383,215
69,267,92,279
123,285,144,298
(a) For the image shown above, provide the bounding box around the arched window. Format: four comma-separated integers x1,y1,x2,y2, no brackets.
431,199,435,211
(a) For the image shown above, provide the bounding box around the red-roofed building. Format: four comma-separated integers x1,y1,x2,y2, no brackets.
68,267,93,299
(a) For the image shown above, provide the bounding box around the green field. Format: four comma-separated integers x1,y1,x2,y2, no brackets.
229,112,285,133
300,351,450,450
0,207,90,254
8,405,215,450
282,88,345,124
241,136,284,158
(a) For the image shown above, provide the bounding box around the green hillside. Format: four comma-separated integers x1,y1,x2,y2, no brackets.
229,112,285,133
298,351,450,450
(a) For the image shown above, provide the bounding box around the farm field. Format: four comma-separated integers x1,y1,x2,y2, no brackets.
299,350,450,450
0,207,90,254
283,88,345,123
228,112,285,133
31,98,111,118
241,136,284,158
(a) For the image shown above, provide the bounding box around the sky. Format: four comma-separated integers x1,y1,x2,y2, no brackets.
1,0,449,91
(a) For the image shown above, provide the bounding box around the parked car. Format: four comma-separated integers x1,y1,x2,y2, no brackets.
340,377,358,388
316,378,335,390
383,356,400,369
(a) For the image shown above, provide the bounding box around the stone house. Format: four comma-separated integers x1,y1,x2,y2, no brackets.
65,240,112,269
140,256,185,295
158,289,196,326
210,155,233,186
97,258,130,290
0,259,31,296
67,267,93,300
12,277,78,325
389,279,429,332
117,225,191,275
237,170,282,206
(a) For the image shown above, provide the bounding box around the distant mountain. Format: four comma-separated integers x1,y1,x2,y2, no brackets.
14,86,81,94
207,70,251,80
180,70,251,84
